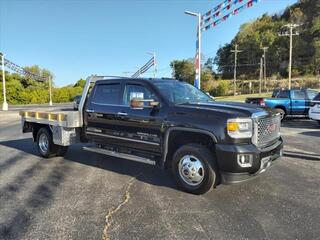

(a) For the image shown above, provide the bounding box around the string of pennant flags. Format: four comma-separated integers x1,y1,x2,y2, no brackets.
201,0,261,32
1,57,48,81
192,0,262,89
201,0,244,23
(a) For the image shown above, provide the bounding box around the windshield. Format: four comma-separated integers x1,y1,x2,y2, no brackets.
154,81,214,104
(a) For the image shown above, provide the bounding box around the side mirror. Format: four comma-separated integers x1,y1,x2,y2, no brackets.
130,98,159,109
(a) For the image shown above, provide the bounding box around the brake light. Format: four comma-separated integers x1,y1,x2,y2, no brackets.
259,99,265,106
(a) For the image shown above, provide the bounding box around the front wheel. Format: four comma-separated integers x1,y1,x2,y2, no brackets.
172,144,219,195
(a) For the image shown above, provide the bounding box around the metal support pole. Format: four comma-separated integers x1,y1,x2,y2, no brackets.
233,46,237,96
49,76,53,106
1,53,8,111
288,27,293,90
197,13,201,90
184,10,201,89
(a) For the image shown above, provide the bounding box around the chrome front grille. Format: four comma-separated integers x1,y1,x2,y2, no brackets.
253,115,281,148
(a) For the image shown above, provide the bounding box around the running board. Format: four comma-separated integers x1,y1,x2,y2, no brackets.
83,146,156,165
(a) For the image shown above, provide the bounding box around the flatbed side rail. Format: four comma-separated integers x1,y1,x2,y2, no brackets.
19,110,81,128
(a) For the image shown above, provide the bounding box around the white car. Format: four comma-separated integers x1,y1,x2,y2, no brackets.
309,92,320,125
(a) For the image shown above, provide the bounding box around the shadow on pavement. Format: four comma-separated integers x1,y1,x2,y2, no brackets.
284,150,320,161
299,130,320,137
282,118,319,129
0,157,70,239
0,138,177,239
0,138,177,192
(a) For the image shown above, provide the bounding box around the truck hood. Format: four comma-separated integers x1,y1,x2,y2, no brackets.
178,101,272,118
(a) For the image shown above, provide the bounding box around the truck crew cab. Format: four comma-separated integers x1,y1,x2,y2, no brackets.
20,76,283,194
246,89,319,120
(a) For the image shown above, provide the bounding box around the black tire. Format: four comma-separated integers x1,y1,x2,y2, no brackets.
57,146,69,156
172,144,219,195
275,108,286,121
36,127,58,158
317,120,320,126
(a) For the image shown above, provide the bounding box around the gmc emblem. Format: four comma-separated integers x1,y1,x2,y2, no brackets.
265,123,277,134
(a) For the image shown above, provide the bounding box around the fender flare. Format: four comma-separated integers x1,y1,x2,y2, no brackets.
161,127,218,168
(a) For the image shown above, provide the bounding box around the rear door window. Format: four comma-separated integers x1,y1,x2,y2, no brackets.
92,83,121,105
292,90,306,99
276,90,290,98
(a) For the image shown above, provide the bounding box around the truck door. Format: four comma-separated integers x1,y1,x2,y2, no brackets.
85,81,125,146
114,81,164,154
291,90,307,115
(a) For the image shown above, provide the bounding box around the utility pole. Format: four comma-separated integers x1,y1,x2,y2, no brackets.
185,10,201,89
231,44,242,96
261,47,269,90
49,75,53,106
259,57,263,95
0,52,8,111
280,24,300,90
172,61,175,79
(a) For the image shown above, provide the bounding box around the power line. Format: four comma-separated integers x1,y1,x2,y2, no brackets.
132,56,156,78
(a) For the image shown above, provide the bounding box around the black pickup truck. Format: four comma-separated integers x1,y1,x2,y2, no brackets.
21,76,283,194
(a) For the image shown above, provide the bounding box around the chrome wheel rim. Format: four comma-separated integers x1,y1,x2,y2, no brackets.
178,155,205,186
39,133,49,153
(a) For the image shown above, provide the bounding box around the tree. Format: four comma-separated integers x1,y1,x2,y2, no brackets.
170,60,195,84
214,0,320,78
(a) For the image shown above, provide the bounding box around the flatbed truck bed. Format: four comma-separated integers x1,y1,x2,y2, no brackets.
20,110,82,128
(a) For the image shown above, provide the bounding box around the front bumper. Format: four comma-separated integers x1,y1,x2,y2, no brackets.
215,138,283,184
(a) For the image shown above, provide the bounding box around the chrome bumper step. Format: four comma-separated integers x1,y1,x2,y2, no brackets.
83,146,156,165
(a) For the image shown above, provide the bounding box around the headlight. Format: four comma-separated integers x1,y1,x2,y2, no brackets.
227,118,253,138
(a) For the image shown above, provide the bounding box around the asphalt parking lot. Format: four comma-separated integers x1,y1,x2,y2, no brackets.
0,107,319,240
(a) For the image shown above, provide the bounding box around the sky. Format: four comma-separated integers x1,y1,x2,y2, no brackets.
0,0,298,87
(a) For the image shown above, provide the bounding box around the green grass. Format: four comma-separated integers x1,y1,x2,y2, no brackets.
215,93,272,102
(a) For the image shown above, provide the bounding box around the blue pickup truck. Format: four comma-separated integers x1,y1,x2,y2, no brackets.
245,89,319,120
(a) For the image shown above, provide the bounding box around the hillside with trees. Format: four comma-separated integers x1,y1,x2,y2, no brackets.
213,0,320,78
171,0,320,96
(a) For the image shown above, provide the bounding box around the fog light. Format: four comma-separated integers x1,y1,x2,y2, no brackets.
237,154,253,168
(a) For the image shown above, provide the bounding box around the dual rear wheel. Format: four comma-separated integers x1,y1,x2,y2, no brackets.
36,128,68,158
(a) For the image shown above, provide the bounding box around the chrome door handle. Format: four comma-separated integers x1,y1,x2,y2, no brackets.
117,112,128,116
86,109,95,113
